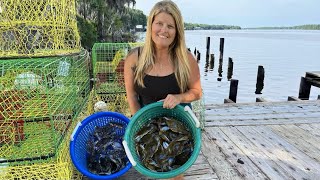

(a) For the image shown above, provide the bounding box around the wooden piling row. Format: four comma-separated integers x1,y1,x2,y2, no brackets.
199,37,319,104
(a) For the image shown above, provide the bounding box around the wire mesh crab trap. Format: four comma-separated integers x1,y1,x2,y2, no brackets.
91,43,143,116
0,110,88,180
0,0,81,58
0,50,90,165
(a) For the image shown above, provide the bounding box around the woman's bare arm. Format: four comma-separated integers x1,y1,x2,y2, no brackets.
124,49,141,115
163,51,202,109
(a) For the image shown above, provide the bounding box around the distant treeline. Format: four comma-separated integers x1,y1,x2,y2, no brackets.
184,23,241,30
246,24,320,30
184,23,320,30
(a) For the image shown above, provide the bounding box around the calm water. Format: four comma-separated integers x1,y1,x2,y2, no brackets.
138,30,320,104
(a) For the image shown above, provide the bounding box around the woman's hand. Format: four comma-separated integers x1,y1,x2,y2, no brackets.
163,94,181,109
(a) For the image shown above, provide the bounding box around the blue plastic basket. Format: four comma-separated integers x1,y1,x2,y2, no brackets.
70,112,131,180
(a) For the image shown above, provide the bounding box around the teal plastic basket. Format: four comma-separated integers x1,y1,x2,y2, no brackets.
122,102,201,179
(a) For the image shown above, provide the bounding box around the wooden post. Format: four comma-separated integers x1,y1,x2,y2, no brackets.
255,65,264,94
218,58,223,79
227,57,233,80
194,47,197,56
298,76,311,100
209,54,215,70
229,79,238,103
197,51,201,62
218,38,224,79
204,56,209,73
219,38,224,63
206,37,210,61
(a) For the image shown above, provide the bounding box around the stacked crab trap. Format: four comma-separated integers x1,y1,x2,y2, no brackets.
91,43,143,116
0,1,91,179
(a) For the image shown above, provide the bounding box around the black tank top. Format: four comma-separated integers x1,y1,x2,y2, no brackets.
133,47,181,105
134,73,180,105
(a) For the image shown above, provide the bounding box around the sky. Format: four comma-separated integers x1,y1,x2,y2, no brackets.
134,0,320,28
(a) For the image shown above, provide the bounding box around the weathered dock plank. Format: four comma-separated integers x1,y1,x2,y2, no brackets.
237,126,319,179
205,100,320,126
201,132,242,180
298,123,320,138
204,127,268,179
269,124,320,162
201,100,320,179
220,126,293,179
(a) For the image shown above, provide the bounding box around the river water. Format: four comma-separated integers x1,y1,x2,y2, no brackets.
138,30,320,104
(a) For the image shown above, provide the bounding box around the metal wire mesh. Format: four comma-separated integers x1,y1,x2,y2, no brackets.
0,50,90,165
0,111,89,180
0,0,81,58
92,43,143,116
191,93,206,130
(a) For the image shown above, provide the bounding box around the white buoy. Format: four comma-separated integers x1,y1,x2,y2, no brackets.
94,101,107,112
0,158,9,178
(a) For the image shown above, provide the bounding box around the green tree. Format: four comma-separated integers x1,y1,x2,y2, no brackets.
76,0,136,42
76,15,97,51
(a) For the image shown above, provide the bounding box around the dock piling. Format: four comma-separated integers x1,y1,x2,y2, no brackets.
206,37,210,61
255,65,265,94
227,57,234,80
219,38,224,61
298,76,311,100
229,79,238,103
197,51,201,62
209,54,215,70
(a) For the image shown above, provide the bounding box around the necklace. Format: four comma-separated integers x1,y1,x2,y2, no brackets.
154,62,162,77
155,58,170,76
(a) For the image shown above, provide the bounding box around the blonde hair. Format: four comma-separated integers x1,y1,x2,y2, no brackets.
134,0,190,93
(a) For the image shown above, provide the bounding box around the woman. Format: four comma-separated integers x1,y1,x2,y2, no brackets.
124,1,202,179
124,0,202,115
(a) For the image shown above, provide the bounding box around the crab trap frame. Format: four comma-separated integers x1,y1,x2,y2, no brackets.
0,50,90,165
0,0,81,58
91,43,143,116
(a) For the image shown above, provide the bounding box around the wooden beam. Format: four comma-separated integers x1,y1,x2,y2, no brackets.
224,98,235,103
256,97,267,102
288,96,302,101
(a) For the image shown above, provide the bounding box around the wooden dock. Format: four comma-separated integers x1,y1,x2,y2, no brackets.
120,100,320,179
